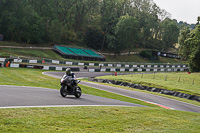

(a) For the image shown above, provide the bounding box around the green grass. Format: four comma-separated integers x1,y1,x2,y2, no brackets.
105,54,185,64
96,72,200,97
0,68,200,132
0,67,60,88
0,107,200,132
0,48,66,60
0,41,52,47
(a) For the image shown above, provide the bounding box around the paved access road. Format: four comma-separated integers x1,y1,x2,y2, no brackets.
44,71,200,113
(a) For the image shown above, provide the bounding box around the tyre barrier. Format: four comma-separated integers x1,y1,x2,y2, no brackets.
88,78,200,103
88,68,188,72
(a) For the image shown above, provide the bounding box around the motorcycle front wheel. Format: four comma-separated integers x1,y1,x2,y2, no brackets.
60,85,68,97
75,87,82,98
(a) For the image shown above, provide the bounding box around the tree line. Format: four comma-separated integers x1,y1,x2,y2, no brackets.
0,0,194,55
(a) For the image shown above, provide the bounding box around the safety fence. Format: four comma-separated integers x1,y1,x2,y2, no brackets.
0,58,188,69
6,63,80,71
4,62,188,73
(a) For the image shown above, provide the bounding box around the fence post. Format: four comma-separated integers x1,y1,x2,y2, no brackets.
178,76,180,82
193,79,194,85
165,75,167,81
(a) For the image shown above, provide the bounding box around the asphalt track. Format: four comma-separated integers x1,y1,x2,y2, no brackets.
0,85,144,108
0,71,143,108
43,71,200,113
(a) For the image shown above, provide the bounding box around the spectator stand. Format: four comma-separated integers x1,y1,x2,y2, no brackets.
53,45,105,61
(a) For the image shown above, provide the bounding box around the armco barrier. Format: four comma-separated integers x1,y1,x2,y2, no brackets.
9,63,80,71
89,78,200,102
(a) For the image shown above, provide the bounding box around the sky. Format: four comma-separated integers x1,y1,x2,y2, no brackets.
153,0,200,24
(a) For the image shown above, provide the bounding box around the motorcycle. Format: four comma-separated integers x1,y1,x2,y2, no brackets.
60,76,82,98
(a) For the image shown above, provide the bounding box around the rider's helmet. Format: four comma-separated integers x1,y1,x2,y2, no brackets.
66,68,71,75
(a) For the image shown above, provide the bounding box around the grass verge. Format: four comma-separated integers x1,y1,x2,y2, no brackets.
96,72,200,97
0,68,200,132
105,54,185,63
0,107,200,132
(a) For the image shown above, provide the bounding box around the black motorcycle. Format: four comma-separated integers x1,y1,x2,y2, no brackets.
60,76,82,98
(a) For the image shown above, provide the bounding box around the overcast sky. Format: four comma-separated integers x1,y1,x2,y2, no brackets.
153,0,200,24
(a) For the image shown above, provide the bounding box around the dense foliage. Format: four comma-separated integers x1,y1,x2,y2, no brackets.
0,0,185,54
179,24,200,72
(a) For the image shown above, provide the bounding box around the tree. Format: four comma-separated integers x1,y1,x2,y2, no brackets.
161,19,179,50
0,0,181,51
178,28,191,60
99,0,129,52
47,20,62,43
197,16,200,25
187,24,200,72
83,26,104,50
114,15,139,55
0,0,45,43
179,24,200,72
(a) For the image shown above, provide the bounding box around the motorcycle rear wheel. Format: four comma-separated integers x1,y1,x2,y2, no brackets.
60,85,68,97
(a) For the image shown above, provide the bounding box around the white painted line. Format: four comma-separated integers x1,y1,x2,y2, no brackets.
0,105,135,109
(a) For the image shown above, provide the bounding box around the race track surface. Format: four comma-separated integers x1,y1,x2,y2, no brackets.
0,85,144,108
43,72,200,113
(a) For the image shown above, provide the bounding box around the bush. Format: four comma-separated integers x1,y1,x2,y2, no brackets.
140,50,152,59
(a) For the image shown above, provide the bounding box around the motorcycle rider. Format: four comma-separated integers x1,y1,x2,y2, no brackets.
62,68,76,91
60,68,81,98
63,68,76,79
